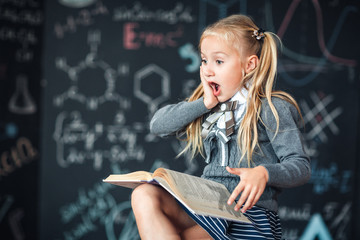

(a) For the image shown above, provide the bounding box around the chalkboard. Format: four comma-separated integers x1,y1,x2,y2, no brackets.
0,0,355,239
0,0,44,239
39,1,204,239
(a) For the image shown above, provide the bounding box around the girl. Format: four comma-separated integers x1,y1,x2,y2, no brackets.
131,14,311,240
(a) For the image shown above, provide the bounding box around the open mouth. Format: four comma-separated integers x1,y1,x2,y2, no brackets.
210,82,220,96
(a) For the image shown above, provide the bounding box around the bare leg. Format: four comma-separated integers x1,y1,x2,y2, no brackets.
181,224,213,240
131,184,212,240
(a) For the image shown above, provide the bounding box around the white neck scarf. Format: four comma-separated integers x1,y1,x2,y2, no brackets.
216,88,248,129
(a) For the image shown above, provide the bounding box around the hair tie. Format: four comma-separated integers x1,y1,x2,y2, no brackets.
253,28,265,40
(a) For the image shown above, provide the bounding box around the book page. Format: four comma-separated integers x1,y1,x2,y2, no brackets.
156,169,250,223
103,171,154,189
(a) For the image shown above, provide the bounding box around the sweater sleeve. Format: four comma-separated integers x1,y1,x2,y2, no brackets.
150,97,210,137
259,98,311,188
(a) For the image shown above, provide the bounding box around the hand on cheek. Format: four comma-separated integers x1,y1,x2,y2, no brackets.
200,66,219,109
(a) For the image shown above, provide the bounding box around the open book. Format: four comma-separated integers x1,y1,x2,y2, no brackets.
103,168,250,223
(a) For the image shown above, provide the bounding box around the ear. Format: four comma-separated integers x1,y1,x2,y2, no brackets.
245,55,259,74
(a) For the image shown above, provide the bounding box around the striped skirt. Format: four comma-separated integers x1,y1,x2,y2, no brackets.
184,206,282,240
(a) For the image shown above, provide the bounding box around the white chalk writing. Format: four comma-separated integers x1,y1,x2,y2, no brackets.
113,2,195,24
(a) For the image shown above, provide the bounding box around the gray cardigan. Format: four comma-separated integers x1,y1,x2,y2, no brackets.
150,97,311,212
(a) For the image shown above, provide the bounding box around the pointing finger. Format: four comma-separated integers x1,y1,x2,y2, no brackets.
226,166,243,176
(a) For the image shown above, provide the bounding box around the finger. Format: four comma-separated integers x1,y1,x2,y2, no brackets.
241,188,257,213
249,191,263,210
199,66,204,79
226,166,243,176
200,67,205,83
200,67,209,85
235,186,251,211
199,71,210,92
248,182,266,210
200,72,218,109
227,183,244,206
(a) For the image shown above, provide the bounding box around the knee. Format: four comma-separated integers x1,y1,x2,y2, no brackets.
131,184,161,213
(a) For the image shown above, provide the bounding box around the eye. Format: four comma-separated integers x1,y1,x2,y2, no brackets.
216,60,224,65
201,59,208,65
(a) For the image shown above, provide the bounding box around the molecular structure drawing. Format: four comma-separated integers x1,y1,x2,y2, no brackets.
134,64,170,116
53,30,130,110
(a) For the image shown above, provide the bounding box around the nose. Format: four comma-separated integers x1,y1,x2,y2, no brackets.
202,64,215,77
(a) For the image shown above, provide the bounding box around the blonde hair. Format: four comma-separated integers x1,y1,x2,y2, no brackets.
179,14,301,166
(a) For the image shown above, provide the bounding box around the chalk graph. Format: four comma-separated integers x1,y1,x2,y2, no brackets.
264,0,357,86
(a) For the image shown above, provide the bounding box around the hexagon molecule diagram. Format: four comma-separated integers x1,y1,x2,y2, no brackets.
134,64,170,116
53,30,130,111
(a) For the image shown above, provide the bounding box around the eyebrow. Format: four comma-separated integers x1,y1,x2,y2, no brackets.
201,51,229,56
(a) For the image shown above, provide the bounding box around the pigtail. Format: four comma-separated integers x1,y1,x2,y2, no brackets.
238,29,302,166
237,31,280,166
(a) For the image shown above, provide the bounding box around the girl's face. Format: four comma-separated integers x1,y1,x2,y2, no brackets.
200,35,244,103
